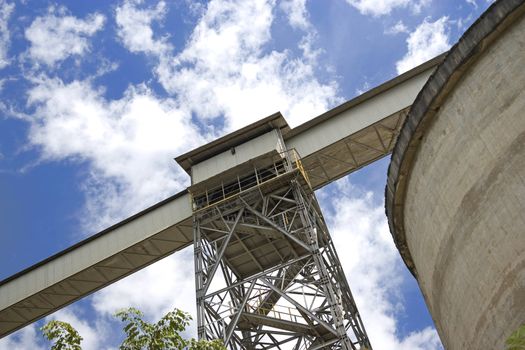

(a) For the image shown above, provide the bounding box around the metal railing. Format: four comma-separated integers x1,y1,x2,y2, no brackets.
205,299,306,329
191,149,310,211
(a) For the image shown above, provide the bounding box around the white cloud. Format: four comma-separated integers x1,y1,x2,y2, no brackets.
398,327,444,350
280,0,309,30
451,13,474,31
92,249,197,334
346,0,408,16
44,308,107,350
411,0,431,15
396,16,450,74
25,76,205,231
0,306,116,350
466,0,478,7
0,325,45,350
25,7,105,67
114,0,340,132
115,0,170,56
17,0,339,234
385,20,409,34
322,179,443,349
157,0,339,130
356,80,372,95
0,0,14,69
344,0,430,17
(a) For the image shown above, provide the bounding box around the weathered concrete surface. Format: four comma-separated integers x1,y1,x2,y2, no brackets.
386,1,525,349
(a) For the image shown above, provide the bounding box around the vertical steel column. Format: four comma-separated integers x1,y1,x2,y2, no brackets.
292,181,350,348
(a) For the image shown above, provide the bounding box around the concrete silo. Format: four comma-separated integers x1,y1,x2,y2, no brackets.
386,0,525,349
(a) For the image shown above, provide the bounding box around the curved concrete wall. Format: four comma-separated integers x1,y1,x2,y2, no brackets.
386,1,525,349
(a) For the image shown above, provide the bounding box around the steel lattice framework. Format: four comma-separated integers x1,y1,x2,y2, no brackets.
192,151,371,350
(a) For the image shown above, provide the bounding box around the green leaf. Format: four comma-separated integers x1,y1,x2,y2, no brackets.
42,306,227,350
506,324,525,350
41,320,83,350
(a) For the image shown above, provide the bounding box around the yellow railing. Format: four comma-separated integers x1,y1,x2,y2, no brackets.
290,148,311,188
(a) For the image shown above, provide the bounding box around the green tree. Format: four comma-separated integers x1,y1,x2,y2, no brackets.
186,338,227,350
506,324,525,350
41,320,83,350
115,307,189,350
41,307,226,350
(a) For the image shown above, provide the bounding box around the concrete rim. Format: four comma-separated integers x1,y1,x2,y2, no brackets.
385,0,525,277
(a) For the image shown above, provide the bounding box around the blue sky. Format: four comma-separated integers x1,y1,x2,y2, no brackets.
0,0,492,348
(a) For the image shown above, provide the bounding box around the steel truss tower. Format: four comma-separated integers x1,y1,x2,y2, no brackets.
191,149,371,350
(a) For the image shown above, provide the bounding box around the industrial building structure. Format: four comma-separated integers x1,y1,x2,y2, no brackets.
1,0,524,348
177,126,371,349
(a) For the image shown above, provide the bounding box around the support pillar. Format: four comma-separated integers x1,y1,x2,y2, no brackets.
191,151,371,349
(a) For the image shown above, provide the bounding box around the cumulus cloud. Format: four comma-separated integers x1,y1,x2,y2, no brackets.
116,0,339,131
322,179,442,349
280,0,309,30
17,0,339,233
344,0,430,17
466,0,478,7
0,325,45,350
25,7,105,67
157,0,339,130
0,0,13,69
396,16,450,74
115,0,170,56
385,20,409,34
25,76,204,231
92,249,197,333
0,304,119,349
44,308,109,350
